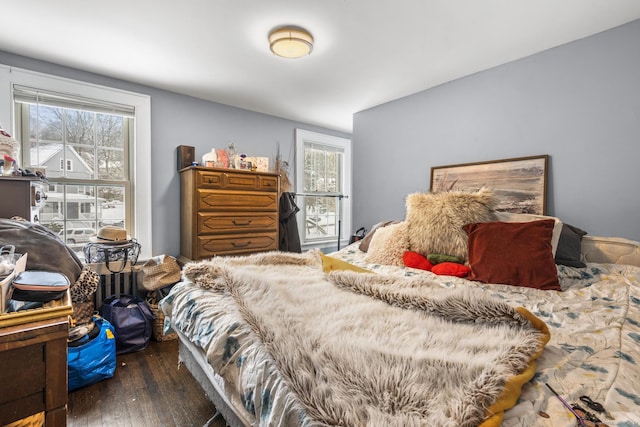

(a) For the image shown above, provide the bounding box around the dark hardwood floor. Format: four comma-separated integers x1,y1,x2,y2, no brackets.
67,339,228,427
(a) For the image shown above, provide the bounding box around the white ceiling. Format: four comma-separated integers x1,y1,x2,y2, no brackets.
2,1,640,133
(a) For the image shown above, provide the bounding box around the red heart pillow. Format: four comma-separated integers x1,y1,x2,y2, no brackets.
402,251,433,271
431,262,470,278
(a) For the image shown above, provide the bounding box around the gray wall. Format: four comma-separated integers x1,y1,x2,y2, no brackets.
0,50,350,256
353,19,640,241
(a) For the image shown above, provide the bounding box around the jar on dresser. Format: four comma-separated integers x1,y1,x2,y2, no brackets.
179,166,279,263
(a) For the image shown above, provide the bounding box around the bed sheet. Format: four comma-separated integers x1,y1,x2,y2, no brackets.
161,279,304,426
161,245,640,426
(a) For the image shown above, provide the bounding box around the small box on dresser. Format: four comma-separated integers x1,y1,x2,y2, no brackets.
179,166,280,263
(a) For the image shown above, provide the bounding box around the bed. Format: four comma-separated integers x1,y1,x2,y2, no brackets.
161,189,640,427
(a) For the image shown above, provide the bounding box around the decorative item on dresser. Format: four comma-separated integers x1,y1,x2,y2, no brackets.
179,166,280,263
177,145,195,170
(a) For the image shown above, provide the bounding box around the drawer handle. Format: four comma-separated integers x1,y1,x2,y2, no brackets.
232,241,251,248
233,219,253,226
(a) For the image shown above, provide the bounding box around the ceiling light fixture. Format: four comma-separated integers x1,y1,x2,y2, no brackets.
269,26,313,59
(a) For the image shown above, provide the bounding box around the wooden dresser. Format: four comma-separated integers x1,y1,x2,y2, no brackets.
0,316,68,427
179,166,279,262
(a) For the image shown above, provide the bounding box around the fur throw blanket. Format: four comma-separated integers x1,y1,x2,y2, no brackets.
183,251,548,427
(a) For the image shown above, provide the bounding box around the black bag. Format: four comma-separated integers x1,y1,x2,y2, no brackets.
11,270,70,302
349,227,367,245
101,295,155,354
84,240,141,273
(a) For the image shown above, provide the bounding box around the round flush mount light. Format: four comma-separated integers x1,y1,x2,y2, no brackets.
269,26,314,59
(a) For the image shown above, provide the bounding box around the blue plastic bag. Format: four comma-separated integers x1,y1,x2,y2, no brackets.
68,317,117,391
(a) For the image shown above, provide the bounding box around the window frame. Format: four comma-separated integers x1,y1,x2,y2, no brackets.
294,128,352,251
0,64,152,259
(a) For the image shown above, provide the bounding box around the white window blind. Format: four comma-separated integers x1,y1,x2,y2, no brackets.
13,84,135,117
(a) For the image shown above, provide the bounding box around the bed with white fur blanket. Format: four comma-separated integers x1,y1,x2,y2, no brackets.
162,250,552,427
161,244,640,427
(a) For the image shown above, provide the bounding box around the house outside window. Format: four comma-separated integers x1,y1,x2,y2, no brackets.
295,129,352,250
0,65,152,259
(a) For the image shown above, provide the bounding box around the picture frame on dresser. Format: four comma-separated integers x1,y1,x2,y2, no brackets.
430,154,549,215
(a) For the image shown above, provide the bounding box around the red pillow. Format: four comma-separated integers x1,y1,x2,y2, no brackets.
402,251,433,271
431,262,470,278
464,220,561,291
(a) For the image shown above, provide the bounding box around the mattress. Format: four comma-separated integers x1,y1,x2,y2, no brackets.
162,277,302,426
176,329,253,427
161,245,640,426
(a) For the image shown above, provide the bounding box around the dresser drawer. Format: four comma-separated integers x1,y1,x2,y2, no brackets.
258,175,278,192
197,190,278,211
198,212,277,234
197,232,278,258
0,317,68,427
0,344,46,404
197,170,278,192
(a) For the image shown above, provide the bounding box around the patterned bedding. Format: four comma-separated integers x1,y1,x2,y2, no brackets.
161,244,640,426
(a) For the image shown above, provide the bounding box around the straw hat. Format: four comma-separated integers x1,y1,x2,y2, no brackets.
90,226,131,244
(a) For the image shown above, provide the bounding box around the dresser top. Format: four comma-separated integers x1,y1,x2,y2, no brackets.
179,165,279,177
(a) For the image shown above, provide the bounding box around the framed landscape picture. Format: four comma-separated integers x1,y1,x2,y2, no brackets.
430,155,549,215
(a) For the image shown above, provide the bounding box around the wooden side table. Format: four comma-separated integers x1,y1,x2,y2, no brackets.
0,316,68,426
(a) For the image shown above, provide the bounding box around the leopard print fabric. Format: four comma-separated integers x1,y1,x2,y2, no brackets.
70,265,100,303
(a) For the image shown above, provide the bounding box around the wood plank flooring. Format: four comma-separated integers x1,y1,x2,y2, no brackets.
67,339,227,427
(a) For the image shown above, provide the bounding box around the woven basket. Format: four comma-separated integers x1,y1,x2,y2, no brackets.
71,300,95,326
146,297,176,341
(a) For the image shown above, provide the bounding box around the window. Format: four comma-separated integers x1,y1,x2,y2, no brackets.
60,158,73,171
0,65,152,259
295,129,351,250
14,87,133,254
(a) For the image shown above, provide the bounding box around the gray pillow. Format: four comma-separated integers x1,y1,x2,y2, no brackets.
555,223,588,268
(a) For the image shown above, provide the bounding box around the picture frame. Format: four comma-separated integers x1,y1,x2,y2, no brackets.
430,155,549,215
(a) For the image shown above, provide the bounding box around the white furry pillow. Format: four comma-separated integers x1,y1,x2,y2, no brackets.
405,188,497,262
364,221,409,266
